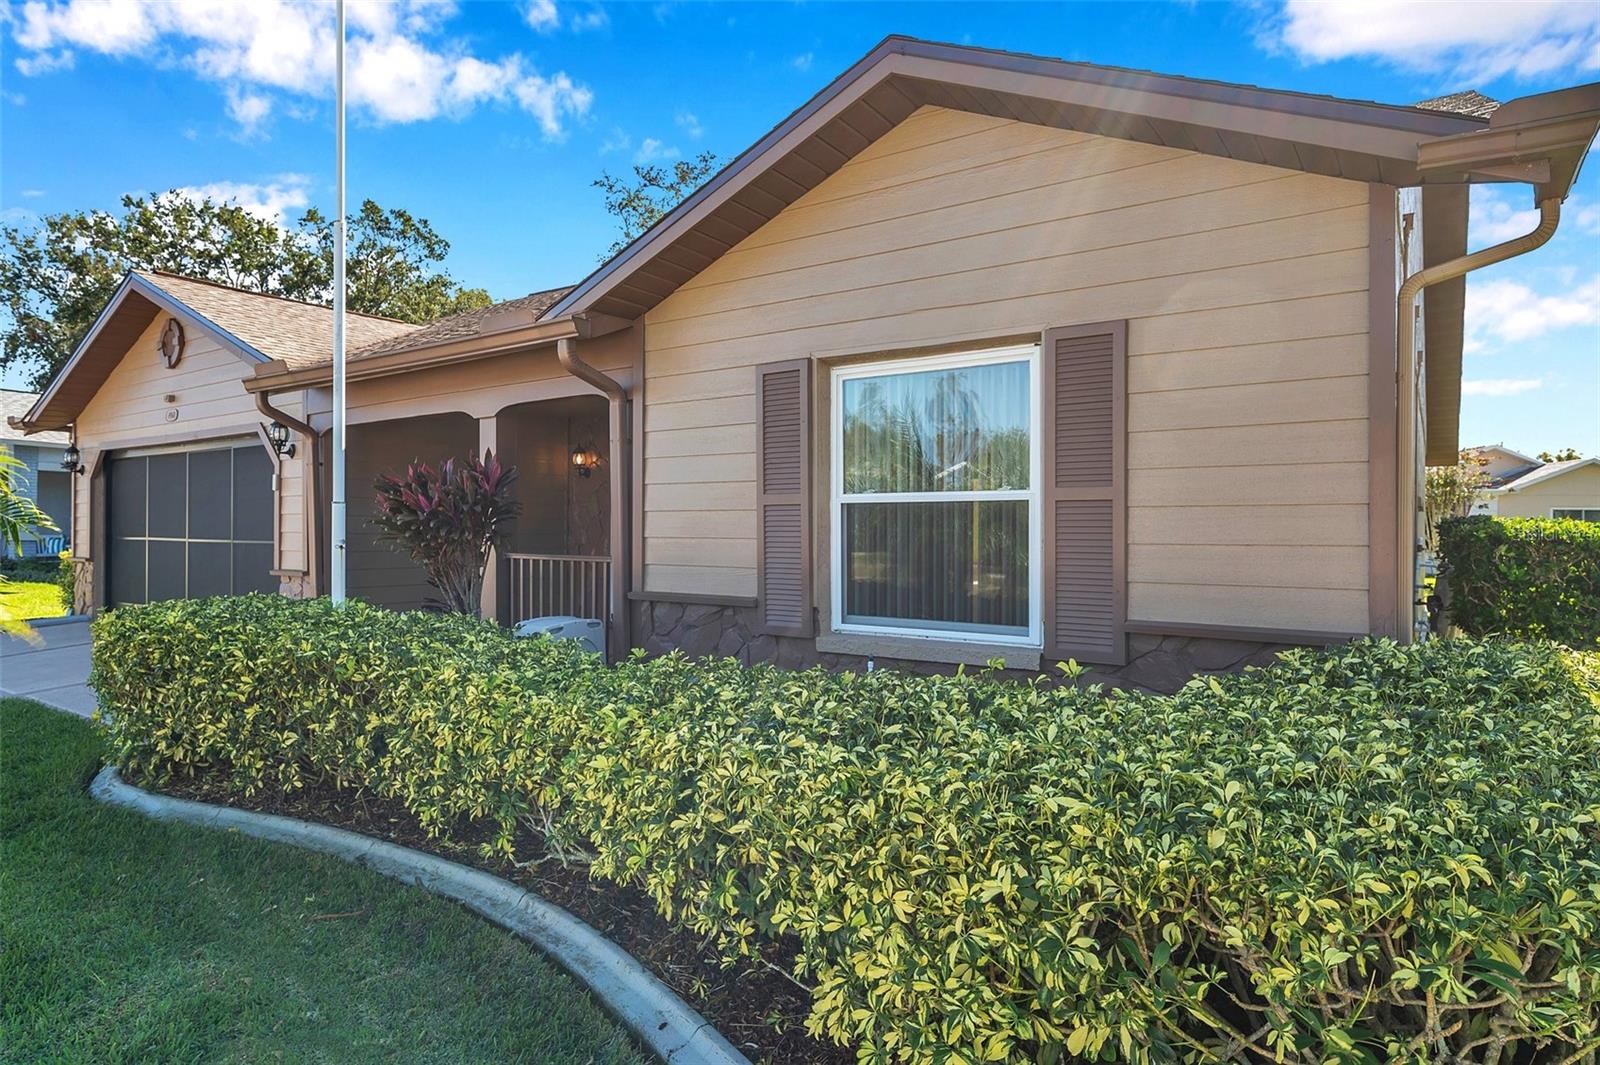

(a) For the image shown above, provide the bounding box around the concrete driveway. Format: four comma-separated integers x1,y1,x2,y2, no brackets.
1,618,97,718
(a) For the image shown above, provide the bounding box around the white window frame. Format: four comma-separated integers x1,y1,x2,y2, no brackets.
1552,507,1600,522
829,343,1042,647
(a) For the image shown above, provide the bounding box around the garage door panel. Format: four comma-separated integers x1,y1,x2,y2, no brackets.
107,442,275,606
109,537,145,605
188,450,233,540
147,540,186,601
109,456,146,537
148,454,188,538
232,542,275,594
233,447,274,539
188,542,232,598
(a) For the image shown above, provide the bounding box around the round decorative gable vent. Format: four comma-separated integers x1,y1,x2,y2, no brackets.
160,317,185,369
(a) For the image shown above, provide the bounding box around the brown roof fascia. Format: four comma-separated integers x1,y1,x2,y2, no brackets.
545,35,1491,321
246,317,581,393
1416,83,1600,200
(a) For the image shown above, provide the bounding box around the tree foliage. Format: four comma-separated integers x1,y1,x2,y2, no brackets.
1538,447,1583,462
0,452,56,636
592,151,720,257
0,193,491,388
1423,449,1489,552
369,451,520,614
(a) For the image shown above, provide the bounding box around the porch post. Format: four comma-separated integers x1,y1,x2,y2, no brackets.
479,415,499,623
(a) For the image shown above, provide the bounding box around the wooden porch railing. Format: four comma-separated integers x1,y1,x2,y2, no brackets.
504,553,611,623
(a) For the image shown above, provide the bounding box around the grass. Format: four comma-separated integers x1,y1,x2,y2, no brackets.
0,579,67,620
0,698,647,1065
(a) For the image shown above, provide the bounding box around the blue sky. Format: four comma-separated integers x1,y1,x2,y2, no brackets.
2,0,1596,455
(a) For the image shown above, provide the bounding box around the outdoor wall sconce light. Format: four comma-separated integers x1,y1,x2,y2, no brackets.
61,443,83,474
267,420,296,458
571,446,598,478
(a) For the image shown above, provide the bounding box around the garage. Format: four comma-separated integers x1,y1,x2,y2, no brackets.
106,441,277,605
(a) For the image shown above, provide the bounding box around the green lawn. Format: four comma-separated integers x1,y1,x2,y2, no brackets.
0,698,646,1065
0,579,67,620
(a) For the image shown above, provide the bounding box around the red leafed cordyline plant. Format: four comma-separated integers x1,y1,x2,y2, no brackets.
370,450,520,614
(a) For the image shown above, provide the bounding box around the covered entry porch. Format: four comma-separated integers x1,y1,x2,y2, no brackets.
331,394,613,628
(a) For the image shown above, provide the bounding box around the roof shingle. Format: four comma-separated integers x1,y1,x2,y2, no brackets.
137,272,418,369
1413,90,1501,119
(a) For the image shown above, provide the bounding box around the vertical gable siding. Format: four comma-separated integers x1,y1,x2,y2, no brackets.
641,105,1371,632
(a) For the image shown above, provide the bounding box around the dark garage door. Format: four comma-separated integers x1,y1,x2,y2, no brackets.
107,443,277,605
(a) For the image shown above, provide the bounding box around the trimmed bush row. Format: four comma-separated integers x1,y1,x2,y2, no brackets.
1438,515,1600,647
94,596,1600,1065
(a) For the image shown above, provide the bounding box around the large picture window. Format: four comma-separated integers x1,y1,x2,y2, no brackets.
830,345,1040,645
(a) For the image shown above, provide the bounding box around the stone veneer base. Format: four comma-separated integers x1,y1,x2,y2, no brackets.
631,600,1299,693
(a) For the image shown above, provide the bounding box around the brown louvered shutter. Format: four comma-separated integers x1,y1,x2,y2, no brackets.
756,359,814,636
1042,321,1127,666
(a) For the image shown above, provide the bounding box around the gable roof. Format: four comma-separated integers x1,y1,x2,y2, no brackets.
12,271,417,433
0,390,68,445
544,35,1495,323
1492,457,1600,492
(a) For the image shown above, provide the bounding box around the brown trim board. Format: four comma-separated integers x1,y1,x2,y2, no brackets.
627,591,760,610
1124,620,1363,646
1367,184,1399,640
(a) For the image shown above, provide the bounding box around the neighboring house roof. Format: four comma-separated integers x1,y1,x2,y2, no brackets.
0,390,68,445
543,35,1495,323
1489,457,1600,493
1414,90,1501,118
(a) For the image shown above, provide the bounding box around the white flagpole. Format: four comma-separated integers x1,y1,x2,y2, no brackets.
331,0,348,605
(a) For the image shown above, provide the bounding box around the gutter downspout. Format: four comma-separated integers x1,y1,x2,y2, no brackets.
255,391,323,596
1396,197,1560,640
557,333,631,658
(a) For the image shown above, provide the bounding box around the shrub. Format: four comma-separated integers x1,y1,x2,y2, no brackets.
1438,515,1600,647
55,551,76,613
94,596,1600,1065
369,450,519,613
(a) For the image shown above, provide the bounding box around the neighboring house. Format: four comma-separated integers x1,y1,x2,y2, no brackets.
10,39,1600,690
1467,446,1600,520
0,389,71,558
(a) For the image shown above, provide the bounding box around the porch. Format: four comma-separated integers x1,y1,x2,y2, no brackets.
334,393,614,633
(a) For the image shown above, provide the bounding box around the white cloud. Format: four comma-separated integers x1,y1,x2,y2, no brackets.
675,110,703,138
20,189,46,199
599,126,631,155
1462,377,1544,397
1262,0,1600,80
790,51,813,72
1471,187,1600,247
634,137,678,164
569,6,609,32
1465,276,1600,351
172,176,312,226
523,0,558,31
14,49,73,75
225,86,272,136
8,0,592,135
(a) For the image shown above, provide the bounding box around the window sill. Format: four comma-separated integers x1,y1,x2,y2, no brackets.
814,631,1042,671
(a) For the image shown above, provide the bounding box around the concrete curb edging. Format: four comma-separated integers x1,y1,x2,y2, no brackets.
89,766,751,1065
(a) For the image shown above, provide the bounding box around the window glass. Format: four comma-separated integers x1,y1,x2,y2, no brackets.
834,349,1037,643
841,360,1030,493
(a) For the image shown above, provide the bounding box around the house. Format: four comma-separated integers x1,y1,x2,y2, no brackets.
0,389,72,558
10,39,1600,690
1467,445,1600,520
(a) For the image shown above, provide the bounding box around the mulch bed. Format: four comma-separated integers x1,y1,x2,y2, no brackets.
156,775,854,1065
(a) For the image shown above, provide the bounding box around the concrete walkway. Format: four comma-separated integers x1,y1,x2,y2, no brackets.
0,618,97,717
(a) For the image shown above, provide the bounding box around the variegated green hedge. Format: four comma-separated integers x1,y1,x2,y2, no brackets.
93,596,1600,1065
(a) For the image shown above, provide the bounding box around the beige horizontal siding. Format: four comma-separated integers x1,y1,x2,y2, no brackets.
641,105,1371,632
1128,583,1368,633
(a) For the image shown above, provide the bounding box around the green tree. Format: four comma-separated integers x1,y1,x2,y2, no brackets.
593,151,720,257
1,193,490,389
1538,447,1582,462
1424,449,1490,552
0,452,56,637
